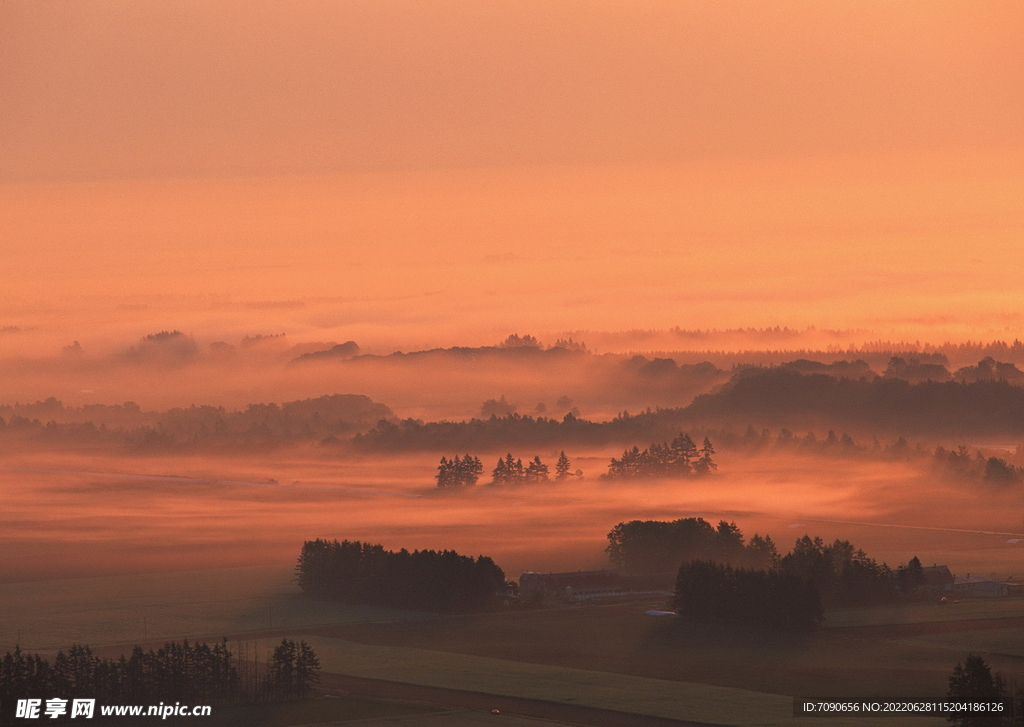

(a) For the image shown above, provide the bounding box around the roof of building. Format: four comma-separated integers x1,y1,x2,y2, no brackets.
955,575,996,584
921,565,954,585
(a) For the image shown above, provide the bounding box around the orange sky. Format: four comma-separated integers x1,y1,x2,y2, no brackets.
2,0,1023,350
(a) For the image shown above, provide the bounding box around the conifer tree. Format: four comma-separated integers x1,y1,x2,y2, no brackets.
525,456,549,482
947,654,1005,726
694,436,717,474
492,456,509,484
555,451,571,480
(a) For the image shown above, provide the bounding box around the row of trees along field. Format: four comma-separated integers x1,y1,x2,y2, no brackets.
296,539,507,612
0,639,319,724
435,451,579,488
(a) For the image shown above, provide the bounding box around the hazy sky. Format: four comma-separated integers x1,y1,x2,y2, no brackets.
3,0,1022,179
2,0,1023,348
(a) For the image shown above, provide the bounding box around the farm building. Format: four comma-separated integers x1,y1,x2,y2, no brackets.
519,570,622,599
954,575,1010,598
921,565,954,591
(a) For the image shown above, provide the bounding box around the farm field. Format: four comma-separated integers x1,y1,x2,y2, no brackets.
296,634,940,727
825,597,1024,628
0,565,419,651
308,603,1022,717
899,625,1024,659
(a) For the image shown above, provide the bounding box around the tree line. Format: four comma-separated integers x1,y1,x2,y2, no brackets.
0,395,393,452
0,639,319,723
295,539,506,612
687,367,1024,436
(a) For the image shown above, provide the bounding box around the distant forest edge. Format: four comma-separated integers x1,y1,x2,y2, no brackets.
354,370,1024,449
0,394,393,450
9,359,1024,452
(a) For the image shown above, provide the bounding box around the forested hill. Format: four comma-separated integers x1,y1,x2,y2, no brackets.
354,369,1024,451
685,368,1024,436
8,367,1024,453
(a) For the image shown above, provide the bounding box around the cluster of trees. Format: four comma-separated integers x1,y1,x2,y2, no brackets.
0,642,235,709
934,445,1024,486
669,535,930,631
267,640,320,700
435,452,578,488
606,518,779,573
610,519,923,608
946,655,1014,727
604,434,715,478
492,453,549,484
673,560,823,631
0,639,320,722
779,535,907,607
296,539,506,612
435,455,484,488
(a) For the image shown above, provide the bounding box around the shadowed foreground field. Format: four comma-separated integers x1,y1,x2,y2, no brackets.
305,603,1022,722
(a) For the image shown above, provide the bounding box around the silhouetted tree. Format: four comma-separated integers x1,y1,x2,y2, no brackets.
555,451,572,480
605,433,710,479
480,395,516,417
896,555,926,594
946,655,1005,726
673,560,823,631
295,539,506,612
694,436,717,474
499,333,541,348
436,454,483,488
524,456,549,482
269,639,320,699
606,517,765,573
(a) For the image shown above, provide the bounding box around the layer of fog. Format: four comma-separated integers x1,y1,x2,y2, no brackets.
3,449,1022,586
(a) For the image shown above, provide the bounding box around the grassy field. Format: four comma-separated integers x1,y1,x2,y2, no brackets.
306,603,1024,720
825,596,1024,628
5,567,1021,726
295,634,943,727
0,565,420,650
899,625,1024,658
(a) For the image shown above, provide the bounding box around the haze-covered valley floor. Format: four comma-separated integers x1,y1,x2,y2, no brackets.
3,446,1023,586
